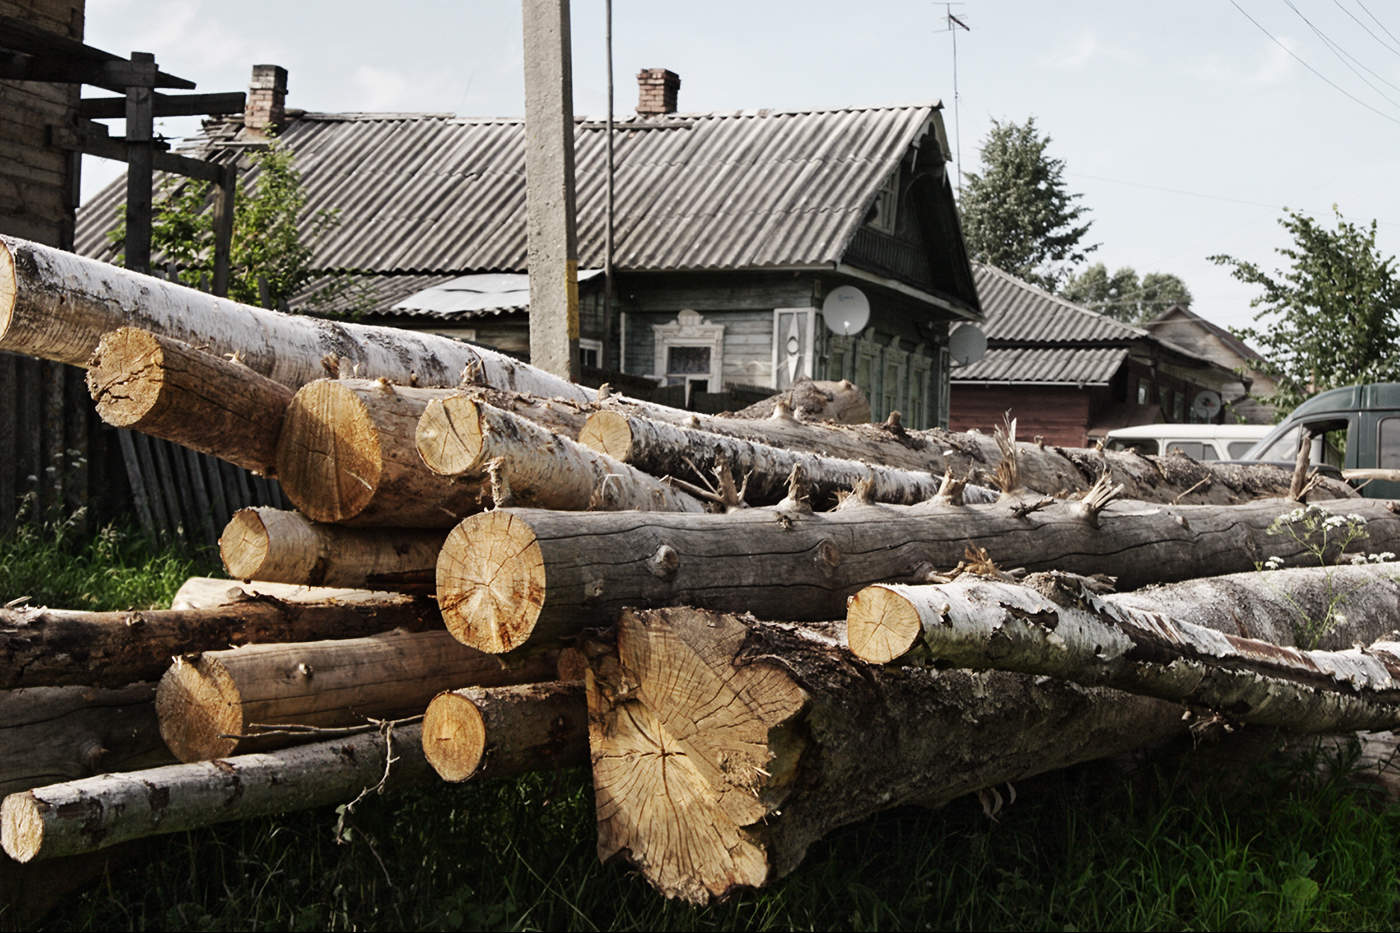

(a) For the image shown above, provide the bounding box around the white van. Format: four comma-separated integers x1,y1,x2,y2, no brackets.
1102,424,1273,462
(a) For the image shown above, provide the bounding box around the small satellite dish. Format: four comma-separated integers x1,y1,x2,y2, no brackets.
821,286,870,336
1191,390,1223,421
948,323,987,367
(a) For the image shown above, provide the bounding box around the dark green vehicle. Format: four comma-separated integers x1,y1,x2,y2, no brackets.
1242,383,1400,499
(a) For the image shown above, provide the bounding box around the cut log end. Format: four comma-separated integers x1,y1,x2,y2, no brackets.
416,395,487,476
577,410,635,462
0,239,14,340
219,508,275,580
86,328,166,427
275,380,383,523
421,691,487,781
0,793,43,863
437,511,546,653
155,656,243,762
845,585,922,664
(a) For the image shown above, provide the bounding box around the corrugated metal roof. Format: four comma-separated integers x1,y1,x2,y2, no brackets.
389,269,602,319
972,262,1144,343
77,106,940,277
952,346,1130,386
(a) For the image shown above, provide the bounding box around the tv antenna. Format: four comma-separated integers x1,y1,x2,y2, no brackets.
936,4,971,196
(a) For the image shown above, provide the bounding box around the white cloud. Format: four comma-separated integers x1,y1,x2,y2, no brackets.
1184,37,1299,87
1044,31,1139,70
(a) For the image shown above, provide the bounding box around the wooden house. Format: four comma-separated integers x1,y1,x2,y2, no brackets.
76,67,982,427
1142,304,1277,423
949,264,1242,447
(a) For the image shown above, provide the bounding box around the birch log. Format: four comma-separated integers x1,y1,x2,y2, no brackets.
598,396,1354,504
585,607,1187,904
0,683,172,797
169,577,413,611
847,572,1400,732
274,379,483,526
219,507,444,591
0,234,592,396
415,397,705,512
730,379,871,424
436,497,1400,653
578,408,947,507
0,592,440,689
155,629,558,761
86,327,293,474
421,681,586,782
1,723,431,862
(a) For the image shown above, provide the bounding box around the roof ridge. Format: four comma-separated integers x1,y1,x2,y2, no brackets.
974,262,1147,339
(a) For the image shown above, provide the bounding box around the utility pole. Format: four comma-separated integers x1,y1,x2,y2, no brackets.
521,0,581,381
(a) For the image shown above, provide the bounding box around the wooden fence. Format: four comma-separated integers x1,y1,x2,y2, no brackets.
0,351,285,548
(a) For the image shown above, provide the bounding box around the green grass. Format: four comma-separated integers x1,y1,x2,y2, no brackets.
7,524,1400,931
0,513,216,611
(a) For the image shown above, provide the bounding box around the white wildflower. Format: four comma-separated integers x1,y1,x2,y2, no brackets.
1264,556,1286,570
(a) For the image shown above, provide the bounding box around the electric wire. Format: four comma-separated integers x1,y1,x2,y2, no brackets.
1356,0,1400,48
1285,0,1400,107
1228,0,1400,126
1331,0,1400,58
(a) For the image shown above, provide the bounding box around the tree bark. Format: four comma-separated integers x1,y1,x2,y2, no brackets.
85,327,294,475
0,592,441,689
219,507,444,591
0,683,172,797
598,396,1354,504
435,497,1400,654
0,234,593,396
578,408,947,508
1,722,431,863
846,572,1400,732
274,379,486,526
730,379,871,424
155,629,558,762
421,681,586,782
415,397,705,512
585,607,1187,904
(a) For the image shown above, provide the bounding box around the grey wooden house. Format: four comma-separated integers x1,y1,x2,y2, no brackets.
78,67,983,427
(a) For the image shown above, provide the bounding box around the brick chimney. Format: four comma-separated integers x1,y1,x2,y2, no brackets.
244,64,288,135
636,68,680,116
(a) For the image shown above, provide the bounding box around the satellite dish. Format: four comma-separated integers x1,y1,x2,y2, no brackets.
1191,390,1223,421
821,286,870,336
948,323,987,367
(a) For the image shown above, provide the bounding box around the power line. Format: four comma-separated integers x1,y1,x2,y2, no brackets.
1227,0,1400,127
1284,0,1400,108
1356,0,1400,49
1331,0,1400,59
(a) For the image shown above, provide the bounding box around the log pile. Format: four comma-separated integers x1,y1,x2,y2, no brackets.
4,238,1400,909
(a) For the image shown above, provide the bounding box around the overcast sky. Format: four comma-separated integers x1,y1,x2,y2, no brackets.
78,0,1400,333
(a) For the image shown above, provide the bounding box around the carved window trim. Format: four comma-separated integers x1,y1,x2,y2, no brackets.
653,309,725,391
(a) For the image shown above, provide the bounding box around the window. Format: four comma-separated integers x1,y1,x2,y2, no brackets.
869,172,898,233
1227,440,1257,458
1137,378,1151,406
1381,418,1400,469
772,309,816,389
652,309,724,405
579,338,603,369
1164,441,1216,461
1173,390,1186,422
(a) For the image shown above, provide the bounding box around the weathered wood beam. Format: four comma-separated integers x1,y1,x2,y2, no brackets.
78,91,245,119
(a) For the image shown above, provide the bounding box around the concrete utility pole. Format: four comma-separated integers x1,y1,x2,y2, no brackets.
521,0,581,381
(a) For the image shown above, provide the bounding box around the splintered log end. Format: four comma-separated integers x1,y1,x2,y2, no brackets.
588,608,808,903
846,584,923,664
577,410,634,462
276,380,382,523
416,395,487,476
437,511,546,653
86,328,165,427
0,793,43,863
422,690,486,781
155,656,242,762
0,239,14,343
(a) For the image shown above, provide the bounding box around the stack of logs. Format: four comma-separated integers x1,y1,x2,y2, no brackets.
5,234,1400,904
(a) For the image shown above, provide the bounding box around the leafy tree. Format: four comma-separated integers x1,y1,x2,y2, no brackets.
109,142,337,310
1210,207,1400,412
959,116,1096,290
1063,263,1193,323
